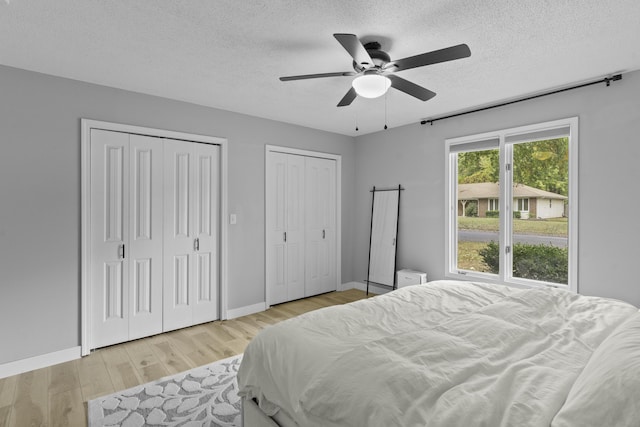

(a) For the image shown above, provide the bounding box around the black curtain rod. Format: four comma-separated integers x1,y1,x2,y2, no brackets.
421,74,622,126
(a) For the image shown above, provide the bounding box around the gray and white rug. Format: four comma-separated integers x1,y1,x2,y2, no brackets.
88,354,243,427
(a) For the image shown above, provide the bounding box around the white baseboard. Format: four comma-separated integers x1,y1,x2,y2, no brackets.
342,281,391,295
0,346,81,379
339,281,364,291
226,302,267,320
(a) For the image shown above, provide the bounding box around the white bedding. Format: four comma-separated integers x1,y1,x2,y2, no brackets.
238,280,638,427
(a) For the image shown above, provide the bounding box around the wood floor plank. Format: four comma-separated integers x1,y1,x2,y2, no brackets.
252,312,280,327
6,288,367,426
48,360,80,395
138,362,170,383
184,347,222,367
217,346,239,359
0,406,11,427
164,329,201,355
77,352,114,402
192,332,235,360
219,320,255,341
49,387,85,427
190,331,227,356
234,316,269,335
0,376,16,408
224,338,249,355
100,346,143,391
180,323,210,338
149,340,193,374
11,367,49,427
122,340,161,372
274,303,307,317
260,307,288,322
205,322,236,344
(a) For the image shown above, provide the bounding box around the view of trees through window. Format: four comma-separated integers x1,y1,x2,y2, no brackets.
456,137,569,284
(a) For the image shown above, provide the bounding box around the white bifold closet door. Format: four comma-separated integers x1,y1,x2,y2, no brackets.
163,139,220,332
90,130,220,349
304,157,336,296
90,130,164,348
266,151,336,306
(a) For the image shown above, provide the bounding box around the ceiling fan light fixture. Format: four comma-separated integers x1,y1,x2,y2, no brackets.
352,74,391,98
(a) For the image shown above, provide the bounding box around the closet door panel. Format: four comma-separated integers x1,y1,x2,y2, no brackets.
192,144,220,324
163,139,195,332
286,155,306,301
90,129,130,348
305,157,336,296
128,135,163,340
266,152,288,305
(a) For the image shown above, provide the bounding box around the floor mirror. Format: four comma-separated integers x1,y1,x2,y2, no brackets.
366,185,403,294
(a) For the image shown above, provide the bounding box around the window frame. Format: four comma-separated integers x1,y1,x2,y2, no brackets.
516,198,529,212
445,117,578,292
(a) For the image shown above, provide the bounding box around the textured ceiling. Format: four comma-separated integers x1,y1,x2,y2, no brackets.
1,0,639,136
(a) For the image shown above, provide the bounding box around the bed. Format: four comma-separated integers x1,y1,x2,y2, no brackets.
237,280,640,426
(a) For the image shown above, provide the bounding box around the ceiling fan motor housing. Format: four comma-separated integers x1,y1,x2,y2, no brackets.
353,41,390,71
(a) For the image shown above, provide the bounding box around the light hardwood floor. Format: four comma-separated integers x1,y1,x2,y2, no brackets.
0,288,369,427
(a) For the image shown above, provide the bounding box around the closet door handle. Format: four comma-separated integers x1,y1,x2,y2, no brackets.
194,238,200,251
322,229,325,239
118,244,125,259
283,232,287,242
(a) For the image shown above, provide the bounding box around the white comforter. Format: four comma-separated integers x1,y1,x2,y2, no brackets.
238,280,638,427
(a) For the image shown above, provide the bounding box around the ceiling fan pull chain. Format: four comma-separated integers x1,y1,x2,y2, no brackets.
384,91,388,130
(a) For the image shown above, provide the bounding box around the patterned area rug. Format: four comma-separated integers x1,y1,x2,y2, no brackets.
88,354,243,427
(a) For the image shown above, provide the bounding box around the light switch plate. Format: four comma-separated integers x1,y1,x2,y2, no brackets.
230,214,237,225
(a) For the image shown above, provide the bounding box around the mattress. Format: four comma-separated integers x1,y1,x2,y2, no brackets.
238,280,639,426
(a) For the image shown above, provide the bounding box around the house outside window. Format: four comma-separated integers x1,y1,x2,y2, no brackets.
445,117,578,291
516,198,529,212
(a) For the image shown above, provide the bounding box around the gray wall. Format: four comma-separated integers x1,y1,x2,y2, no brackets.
0,65,356,364
3,62,639,367
354,69,640,308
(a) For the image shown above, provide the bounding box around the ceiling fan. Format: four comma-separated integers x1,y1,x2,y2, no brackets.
280,34,471,107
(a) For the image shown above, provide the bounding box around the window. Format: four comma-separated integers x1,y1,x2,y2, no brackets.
516,198,529,212
446,118,578,291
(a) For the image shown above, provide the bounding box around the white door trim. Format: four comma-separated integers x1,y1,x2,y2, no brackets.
264,145,342,307
81,119,229,356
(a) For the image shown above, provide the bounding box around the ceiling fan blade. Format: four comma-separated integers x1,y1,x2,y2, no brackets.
333,33,374,67
337,87,357,107
280,71,355,81
386,44,471,72
388,75,436,101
